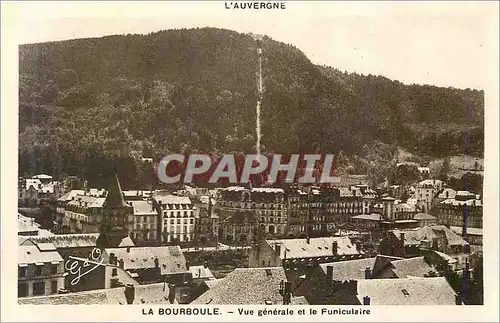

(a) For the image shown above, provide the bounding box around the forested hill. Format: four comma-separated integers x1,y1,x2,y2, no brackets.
19,27,484,188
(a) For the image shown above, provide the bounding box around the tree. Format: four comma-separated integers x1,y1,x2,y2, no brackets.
468,255,484,305
439,157,450,182
400,190,409,203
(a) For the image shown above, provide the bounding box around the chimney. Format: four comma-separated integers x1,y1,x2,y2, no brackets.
110,253,116,265
463,258,470,280
326,265,333,280
332,241,338,256
168,283,176,304
363,296,371,305
275,244,281,256
364,267,372,279
124,284,135,304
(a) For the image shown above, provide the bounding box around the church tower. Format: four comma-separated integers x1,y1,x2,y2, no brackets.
96,174,134,249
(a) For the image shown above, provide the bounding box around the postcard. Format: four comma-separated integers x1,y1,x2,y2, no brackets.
1,1,499,322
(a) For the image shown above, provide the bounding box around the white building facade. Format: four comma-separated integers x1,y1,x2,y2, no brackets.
155,195,195,243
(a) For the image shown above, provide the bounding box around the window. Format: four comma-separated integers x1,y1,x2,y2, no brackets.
32,282,45,296
18,283,28,297
51,281,58,294
112,268,118,277
190,219,194,224
51,264,58,275
35,265,42,276
401,289,410,296
18,266,27,278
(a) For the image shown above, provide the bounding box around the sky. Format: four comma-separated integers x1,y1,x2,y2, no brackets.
4,1,499,90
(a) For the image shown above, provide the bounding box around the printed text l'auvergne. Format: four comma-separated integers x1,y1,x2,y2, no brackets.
225,2,286,10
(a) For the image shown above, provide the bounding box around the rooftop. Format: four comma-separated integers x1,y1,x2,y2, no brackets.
102,174,129,208
189,265,215,280
32,174,53,179
356,277,456,305
388,257,434,278
319,258,377,281
351,213,383,221
393,225,468,247
413,213,437,221
266,236,363,260
441,198,482,207
191,267,288,305
154,194,192,205
67,195,106,208
130,200,157,216
449,226,483,236
25,233,135,249
18,242,63,265
18,282,172,305
104,246,187,276
18,216,39,234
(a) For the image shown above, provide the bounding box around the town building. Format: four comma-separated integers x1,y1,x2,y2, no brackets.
123,190,153,201
350,213,384,230
356,277,457,305
379,225,470,269
217,209,258,244
218,186,286,241
248,236,364,270
18,240,66,297
415,179,444,213
287,187,325,237
193,196,219,245
18,214,54,237
153,193,195,243
20,233,135,264
19,174,63,205
417,166,431,178
99,175,135,236
450,226,482,247
438,190,483,231
63,195,106,233
102,246,189,284
18,282,178,305
286,185,377,239
293,255,435,305
190,267,307,305
129,200,159,244
413,213,438,227
59,175,134,235
394,201,417,220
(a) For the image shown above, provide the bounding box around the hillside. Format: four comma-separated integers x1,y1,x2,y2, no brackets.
18,27,484,188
